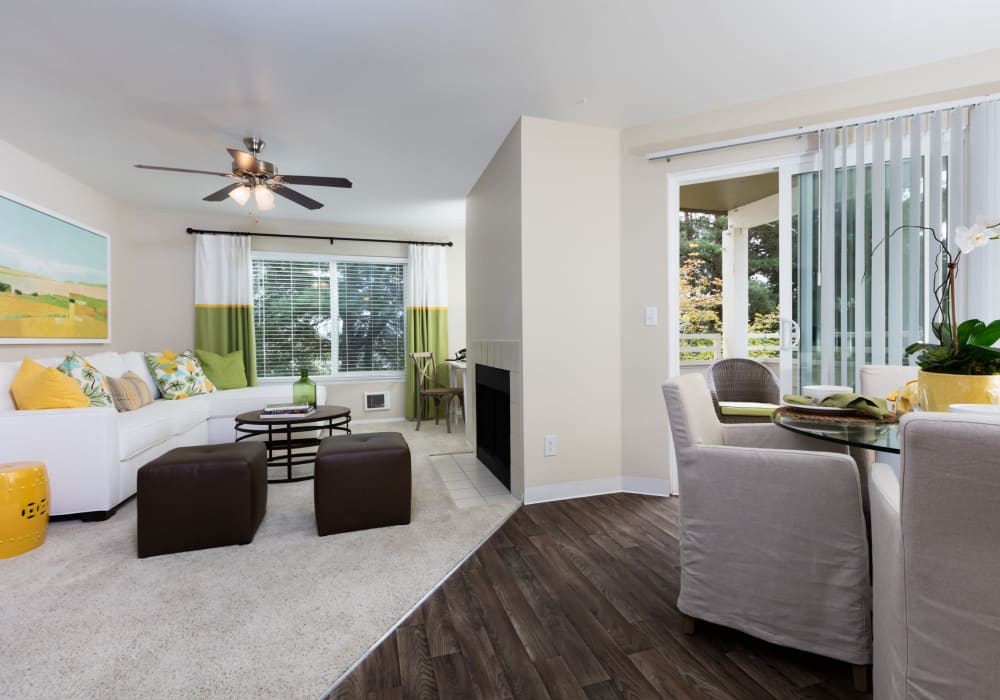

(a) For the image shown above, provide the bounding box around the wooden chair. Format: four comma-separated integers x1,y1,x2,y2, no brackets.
410,352,464,433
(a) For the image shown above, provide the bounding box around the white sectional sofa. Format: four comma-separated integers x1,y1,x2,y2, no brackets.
0,351,326,519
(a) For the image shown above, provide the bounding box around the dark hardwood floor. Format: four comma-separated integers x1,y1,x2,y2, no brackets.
326,494,870,699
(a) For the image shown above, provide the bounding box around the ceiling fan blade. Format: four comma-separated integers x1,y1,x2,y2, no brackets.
203,183,244,202
272,184,324,210
227,148,261,173
278,175,353,189
134,164,233,177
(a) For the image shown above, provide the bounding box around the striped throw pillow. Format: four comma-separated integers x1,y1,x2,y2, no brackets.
107,371,154,412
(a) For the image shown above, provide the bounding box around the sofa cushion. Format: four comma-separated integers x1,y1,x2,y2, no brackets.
117,401,176,460
83,352,128,379
116,396,208,461
167,393,210,436
11,358,90,410
120,352,161,399
144,350,216,399
0,361,19,412
58,353,114,408
195,349,248,390
107,371,154,412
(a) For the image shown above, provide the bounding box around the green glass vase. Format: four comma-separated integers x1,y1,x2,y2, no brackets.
292,369,317,408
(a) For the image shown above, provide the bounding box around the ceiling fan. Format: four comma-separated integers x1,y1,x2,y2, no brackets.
134,137,352,211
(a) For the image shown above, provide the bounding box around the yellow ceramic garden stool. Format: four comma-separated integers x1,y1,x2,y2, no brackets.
0,462,50,558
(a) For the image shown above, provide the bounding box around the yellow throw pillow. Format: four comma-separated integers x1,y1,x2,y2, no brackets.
10,358,90,410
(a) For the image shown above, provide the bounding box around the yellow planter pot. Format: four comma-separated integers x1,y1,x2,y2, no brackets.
918,370,1000,412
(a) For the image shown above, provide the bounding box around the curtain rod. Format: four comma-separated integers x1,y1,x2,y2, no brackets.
645,92,997,162
185,227,453,247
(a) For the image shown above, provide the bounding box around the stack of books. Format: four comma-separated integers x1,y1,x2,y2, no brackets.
260,402,316,419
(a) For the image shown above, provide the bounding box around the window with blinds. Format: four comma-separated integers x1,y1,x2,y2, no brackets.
251,255,406,378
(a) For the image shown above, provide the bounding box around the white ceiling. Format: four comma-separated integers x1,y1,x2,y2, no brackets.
1,1,999,231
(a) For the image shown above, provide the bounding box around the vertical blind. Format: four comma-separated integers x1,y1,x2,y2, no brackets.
801,107,961,386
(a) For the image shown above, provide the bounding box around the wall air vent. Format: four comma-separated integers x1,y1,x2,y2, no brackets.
364,391,390,411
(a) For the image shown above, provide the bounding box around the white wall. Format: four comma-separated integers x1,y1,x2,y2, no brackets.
466,122,523,343
619,50,1000,493
0,138,127,361
465,121,524,493
519,117,623,502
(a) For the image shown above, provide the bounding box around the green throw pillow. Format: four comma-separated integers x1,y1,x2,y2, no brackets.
195,349,248,390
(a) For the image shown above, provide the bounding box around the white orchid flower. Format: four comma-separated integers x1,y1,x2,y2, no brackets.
954,224,986,254
954,217,1000,254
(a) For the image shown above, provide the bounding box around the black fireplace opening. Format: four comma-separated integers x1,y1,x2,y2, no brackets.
475,364,511,490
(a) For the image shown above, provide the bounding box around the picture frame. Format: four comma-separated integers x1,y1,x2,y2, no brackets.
0,190,111,343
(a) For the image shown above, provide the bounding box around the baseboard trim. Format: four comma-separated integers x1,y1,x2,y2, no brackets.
622,477,672,496
524,478,624,505
351,417,408,425
524,476,673,504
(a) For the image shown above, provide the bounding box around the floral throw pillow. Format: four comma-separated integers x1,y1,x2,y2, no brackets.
144,349,216,400
57,353,114,407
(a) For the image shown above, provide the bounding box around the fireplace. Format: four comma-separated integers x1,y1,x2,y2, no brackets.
475,364,511,489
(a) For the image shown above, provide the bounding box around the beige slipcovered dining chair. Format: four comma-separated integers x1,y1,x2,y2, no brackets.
704,357,780,423
859,364,919,406
662,373,872,688
870,412,1000,699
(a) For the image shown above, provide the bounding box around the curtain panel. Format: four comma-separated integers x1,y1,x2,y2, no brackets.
404,244,449,419
194,234,257,385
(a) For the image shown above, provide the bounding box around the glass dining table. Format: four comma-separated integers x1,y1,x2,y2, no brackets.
772,409,900,454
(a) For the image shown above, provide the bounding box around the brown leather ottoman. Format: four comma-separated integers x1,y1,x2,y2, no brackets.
314,432,411,536
137,443,267,558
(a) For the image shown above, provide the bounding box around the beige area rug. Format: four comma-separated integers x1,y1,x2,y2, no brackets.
0,422,517,699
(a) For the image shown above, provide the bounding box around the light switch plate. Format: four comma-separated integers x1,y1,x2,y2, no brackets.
544,435,557,457
644,306,658,326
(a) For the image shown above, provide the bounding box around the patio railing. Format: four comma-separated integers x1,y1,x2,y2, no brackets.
680,332,780,365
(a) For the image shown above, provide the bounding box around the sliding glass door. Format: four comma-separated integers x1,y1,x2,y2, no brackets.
791,141,946,390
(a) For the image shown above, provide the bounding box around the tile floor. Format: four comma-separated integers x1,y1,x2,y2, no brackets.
429,452,520,509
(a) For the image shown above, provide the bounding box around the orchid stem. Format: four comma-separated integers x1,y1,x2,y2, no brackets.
948,261,959,354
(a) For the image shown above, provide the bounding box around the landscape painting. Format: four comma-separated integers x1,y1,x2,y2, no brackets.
0,193,110,343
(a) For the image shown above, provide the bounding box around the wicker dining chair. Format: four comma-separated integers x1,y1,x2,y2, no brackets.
704,358,780,424
410,351,464,433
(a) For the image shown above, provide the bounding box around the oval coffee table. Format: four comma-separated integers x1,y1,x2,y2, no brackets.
234,405,352,482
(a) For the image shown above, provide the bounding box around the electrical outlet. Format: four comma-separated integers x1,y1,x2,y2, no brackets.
544,435,557,457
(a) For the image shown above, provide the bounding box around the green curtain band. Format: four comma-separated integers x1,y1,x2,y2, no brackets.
405,307,449,420
194,306,258,386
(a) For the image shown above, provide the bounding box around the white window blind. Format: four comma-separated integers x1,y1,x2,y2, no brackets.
335,261,406,373
252,256,406,378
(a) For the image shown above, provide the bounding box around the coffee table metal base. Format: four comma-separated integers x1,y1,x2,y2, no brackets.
234,405,352,483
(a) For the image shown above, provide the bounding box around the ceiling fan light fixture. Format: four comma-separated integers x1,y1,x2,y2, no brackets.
228,184,252,206
254,183,276,211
